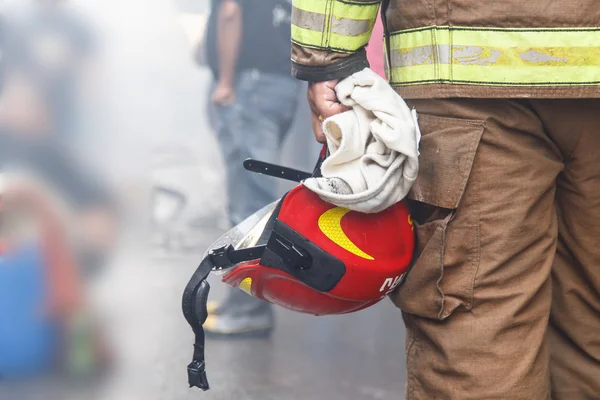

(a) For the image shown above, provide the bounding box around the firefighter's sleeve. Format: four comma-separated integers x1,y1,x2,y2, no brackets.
291,0,381,82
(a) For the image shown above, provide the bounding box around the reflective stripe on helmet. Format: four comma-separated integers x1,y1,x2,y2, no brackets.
317,207,374,261
292,0,380,52
387,26,600,86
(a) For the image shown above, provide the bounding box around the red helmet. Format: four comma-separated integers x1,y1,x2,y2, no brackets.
182,151,415,391
217,184,414,315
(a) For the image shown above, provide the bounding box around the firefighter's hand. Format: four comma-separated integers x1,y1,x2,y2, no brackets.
212,82,236,105
307,80,351,143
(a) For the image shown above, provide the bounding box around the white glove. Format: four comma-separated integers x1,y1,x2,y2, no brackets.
303,68,421,213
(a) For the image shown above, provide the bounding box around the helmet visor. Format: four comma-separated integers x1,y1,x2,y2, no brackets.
207,200,279,275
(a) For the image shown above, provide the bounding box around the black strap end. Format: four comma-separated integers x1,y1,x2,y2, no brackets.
187,360,209,391
243,159,312,183
182,259,213,391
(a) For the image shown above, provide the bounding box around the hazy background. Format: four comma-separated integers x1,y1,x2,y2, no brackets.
0,1,407,399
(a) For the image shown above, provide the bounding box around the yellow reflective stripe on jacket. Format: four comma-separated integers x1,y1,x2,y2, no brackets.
388,26,600,86
292,0,380,52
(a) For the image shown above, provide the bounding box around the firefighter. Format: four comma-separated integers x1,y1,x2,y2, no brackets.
0,1,115,279
290,1,600,399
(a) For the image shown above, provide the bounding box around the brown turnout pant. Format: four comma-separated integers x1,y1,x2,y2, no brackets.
391,99,600,400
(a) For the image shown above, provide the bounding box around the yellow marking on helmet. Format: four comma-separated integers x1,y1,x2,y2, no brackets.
239,277,253,295
318,207,374,261
408,214,414,231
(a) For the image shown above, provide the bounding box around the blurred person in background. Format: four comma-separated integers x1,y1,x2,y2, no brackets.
202,0,300,337
0,1,114,384
0,174,110,383
0,0,117,279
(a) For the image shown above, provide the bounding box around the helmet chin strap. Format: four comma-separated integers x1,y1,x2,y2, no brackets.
182,257,212,391
182,245,267,391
